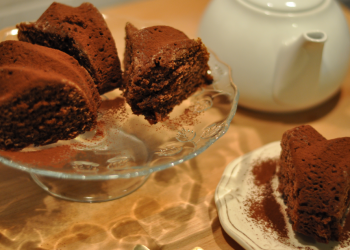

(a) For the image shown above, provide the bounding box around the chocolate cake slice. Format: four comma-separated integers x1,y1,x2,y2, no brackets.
16,2,122,94
0,40,100,151
123,22,213,124
278,125,350,243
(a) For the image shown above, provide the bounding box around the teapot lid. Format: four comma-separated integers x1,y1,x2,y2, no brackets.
242,0,325,13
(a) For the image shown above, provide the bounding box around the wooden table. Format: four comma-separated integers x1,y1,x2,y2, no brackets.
1,0,350,249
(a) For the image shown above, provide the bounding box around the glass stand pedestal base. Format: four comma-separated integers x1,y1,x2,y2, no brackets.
30,173,150,203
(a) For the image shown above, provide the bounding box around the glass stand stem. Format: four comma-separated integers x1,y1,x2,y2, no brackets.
30,173,150,203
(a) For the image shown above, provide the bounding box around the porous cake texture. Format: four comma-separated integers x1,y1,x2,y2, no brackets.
16,2,122,94
123,22,213,124
0,40,100,151
278,125,350,243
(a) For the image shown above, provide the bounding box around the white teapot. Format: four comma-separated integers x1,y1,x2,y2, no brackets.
198,0,350,112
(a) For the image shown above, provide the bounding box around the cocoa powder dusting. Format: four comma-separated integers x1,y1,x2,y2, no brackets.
246,158,350,246
339,211,350,246
99,96,128,128
176,108,202,126
245,158,289,240
99,96,125,111
0,97,132,170
162,107,202,131
95,121,105,137
0,145,78,168
251,158,277,186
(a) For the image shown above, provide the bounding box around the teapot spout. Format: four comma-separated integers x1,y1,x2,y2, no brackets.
273,31,327,108
305,31,327,41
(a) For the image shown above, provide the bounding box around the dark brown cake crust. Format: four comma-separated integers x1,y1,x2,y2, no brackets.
0,40,100,151
16,2,122,95
123,22,213,124
0,40,100,108
278,125,350,243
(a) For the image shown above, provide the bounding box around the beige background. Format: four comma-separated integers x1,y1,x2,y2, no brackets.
0,0,141,30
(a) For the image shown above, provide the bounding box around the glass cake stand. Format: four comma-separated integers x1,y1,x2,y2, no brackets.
0,19,239,203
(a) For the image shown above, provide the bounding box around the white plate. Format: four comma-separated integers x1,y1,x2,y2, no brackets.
215,141,350,250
